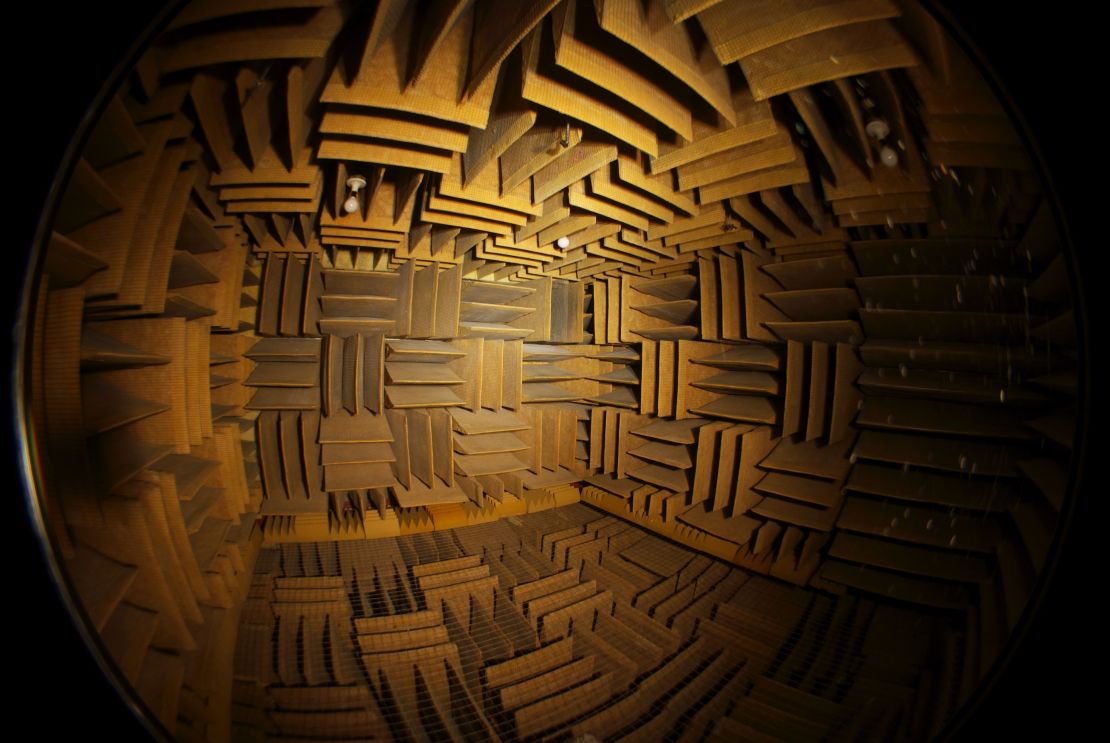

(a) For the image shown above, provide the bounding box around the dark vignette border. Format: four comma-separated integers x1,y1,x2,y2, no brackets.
6,3,1099,741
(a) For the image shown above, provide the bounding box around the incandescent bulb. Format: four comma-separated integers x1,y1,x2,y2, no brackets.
557,236,570,249
343,174,367,215
879,145,899,168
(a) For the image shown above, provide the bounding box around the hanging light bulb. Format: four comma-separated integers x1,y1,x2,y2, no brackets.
344,175,367,214
557,236,570,249
880,145,899,168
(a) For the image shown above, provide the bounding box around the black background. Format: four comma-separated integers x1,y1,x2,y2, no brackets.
5,3,1099,740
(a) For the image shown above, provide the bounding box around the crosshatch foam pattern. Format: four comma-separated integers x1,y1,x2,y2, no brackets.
23,2,1075,740
231,503,958,741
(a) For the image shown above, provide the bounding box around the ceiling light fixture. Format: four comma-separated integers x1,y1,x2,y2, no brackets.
344,175,367,214
865,119,898,168
865,118,890,140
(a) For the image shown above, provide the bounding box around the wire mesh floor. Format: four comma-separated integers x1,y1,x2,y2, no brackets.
230,503,955,742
